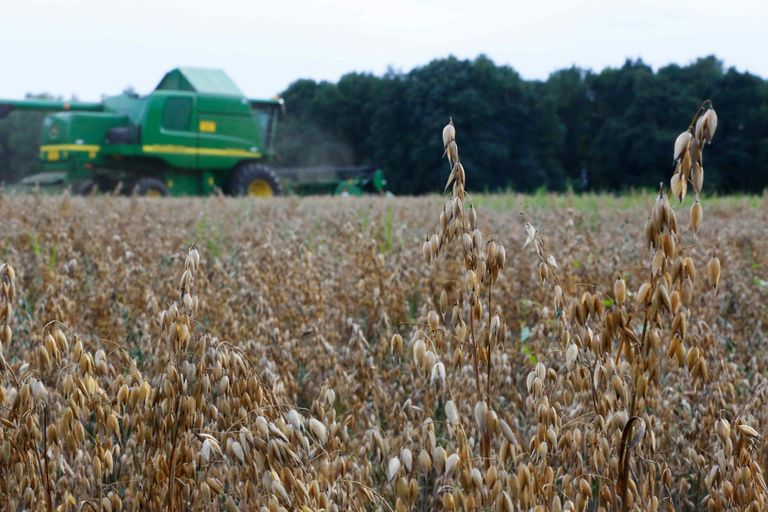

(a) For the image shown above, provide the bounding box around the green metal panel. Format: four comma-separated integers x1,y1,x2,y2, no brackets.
39,112,127,168
102,94,147,124
162,97,194,131
335,180,364,196
0,99,102,118
195,95,262,169
164,170,203,196
155,70,194,92
162,169,228,196
371,168,386,192
156,68,244,96
140,91,199,169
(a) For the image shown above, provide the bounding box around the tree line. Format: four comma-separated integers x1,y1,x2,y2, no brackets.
275,55,768,194
0,96,48,184
2,55,766,194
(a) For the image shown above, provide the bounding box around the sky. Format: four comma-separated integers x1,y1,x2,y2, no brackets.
1,0,766,101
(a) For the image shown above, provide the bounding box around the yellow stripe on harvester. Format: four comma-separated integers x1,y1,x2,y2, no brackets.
40,144,101,161
142,145,261,158
40,144,101,153
38,144,261,160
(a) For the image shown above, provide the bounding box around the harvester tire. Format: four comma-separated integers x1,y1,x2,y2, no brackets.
133,178,169,197
72,180,98,196
228,163,282,197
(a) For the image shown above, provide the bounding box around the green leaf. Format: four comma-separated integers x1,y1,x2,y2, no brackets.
521,344,538,365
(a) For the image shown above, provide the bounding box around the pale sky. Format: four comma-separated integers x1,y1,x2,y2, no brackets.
1,0,766,101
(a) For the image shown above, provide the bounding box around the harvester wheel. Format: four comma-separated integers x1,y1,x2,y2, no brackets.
133,178,169,197
72,180,98,196
228,163,281,197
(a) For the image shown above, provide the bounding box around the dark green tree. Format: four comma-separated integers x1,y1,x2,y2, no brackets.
0,94,51,184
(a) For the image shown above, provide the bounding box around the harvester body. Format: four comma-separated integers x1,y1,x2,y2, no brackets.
1,68,384,196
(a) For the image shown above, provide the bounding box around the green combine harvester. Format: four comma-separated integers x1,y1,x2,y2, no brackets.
0,67,385,197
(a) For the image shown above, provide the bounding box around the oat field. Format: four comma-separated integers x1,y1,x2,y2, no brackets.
2,114,768,511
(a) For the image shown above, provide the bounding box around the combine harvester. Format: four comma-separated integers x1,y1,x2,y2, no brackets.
0,68,385,197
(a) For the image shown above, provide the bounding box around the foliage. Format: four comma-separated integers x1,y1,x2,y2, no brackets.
276,55,768,194
0,94,52,183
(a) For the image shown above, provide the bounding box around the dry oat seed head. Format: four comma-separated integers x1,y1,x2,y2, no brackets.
690,199,702,234
692,162,704,194
445,453,460,476
696,108,718,144
309,418,327,444
674,131,692,163
738,424,760,438
446,141,459,168
707,255,721,293
474,400,488,431
614,276,627,305
401,448,413,472
430,362,446,387
413,338,426,367
427,310,440,331
445,400,459,426
31,379,48,402
715,418,731,444
522,223,536,249
670,172,685,203
388,457,401,483
442,119,456,149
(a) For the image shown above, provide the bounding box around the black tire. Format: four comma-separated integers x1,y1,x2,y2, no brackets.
72,180,98,196
227,163,282,197
133,177,169,197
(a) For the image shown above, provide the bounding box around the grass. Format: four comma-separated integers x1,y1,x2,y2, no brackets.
472,189,766,212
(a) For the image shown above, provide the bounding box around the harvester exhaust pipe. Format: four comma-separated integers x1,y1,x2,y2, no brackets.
0,99,104,118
